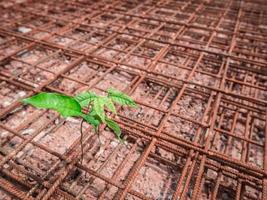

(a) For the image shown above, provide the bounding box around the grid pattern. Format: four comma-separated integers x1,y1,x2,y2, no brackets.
0,0,267,199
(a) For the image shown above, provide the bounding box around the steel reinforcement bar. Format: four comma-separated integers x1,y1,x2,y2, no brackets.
0,0,267,199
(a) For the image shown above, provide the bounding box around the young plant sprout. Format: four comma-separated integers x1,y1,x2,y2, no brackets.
22,88,137,163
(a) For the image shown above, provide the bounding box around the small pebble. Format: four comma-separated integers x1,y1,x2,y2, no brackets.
110,140,118,147
21,128,34,136
18,26,32,33
0,131,9,138
3,101,11,107
18,91,26,97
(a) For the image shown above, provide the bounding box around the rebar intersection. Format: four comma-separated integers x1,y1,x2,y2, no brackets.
0,0,267,199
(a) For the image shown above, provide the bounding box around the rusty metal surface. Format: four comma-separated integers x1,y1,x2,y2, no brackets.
0,0,266,199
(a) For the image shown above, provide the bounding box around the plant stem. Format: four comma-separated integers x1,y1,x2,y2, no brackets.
80,119,85,164
96,125,101,145
80,119,87,177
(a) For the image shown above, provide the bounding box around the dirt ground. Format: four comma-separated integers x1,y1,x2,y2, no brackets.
0,0,266,199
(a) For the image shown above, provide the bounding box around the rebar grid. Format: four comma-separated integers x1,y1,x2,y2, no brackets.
0,0,267,199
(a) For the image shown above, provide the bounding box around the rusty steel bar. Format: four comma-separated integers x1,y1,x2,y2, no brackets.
0,0,267,199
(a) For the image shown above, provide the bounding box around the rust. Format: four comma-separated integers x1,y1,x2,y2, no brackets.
0,0,267,199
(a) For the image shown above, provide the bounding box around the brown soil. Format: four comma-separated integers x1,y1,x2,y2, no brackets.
0,0,266,199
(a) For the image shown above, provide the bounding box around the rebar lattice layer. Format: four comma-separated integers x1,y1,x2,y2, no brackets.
0,0,267,199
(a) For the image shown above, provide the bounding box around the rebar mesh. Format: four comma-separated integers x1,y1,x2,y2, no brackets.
0,0,267,199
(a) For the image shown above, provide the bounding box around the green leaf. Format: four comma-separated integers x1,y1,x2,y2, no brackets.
93,97,106,122
107,88,137,107
103,97,117,114
82,113,101,131
75,91,97,107
22,92,82,118
105,117,122,140
88,108,102,123
88,107,97,117
93,96,117,121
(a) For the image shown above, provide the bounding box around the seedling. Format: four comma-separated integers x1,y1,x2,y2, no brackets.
22,88,137,163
